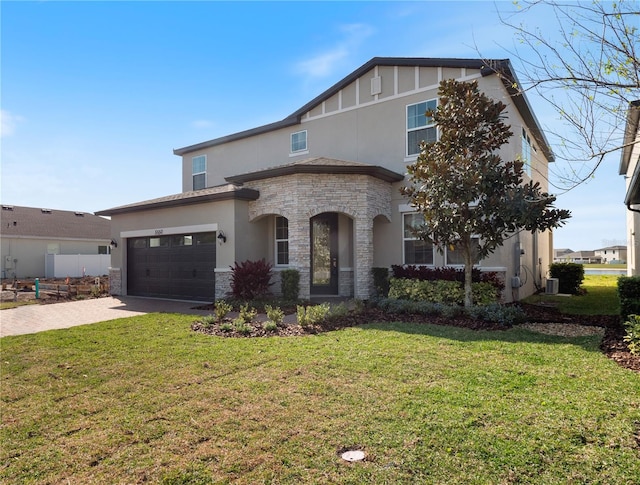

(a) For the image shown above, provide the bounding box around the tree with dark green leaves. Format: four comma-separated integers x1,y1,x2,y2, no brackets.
401,79,571,307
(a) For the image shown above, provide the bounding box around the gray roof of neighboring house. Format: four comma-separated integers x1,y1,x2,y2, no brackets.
225,157,405,184
1,205,111,240
595,245,627,251
173,57,554,162
95,184,260,216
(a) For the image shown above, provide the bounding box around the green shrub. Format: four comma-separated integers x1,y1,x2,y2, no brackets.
388,278,499,305
549,263,584,295
230,259,274,300
618,276,640,320
372,267,390,297
200,314,217,326
280,269,300,301
262,321,278,331
213,300,233,322
232,317,253,335
264,304,284,326
623,314,640,355
466,303,526,326
297,303,331,328
220,322,233,332
238,303,257,323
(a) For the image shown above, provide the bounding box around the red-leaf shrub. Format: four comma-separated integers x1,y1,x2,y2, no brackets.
230,259,274,300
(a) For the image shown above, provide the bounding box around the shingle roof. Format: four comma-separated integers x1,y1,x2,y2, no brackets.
95,184,260,216
1,205,111,240
173,57,554,162
225,157,405,184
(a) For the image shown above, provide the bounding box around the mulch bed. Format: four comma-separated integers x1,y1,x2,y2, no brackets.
192,302,639,373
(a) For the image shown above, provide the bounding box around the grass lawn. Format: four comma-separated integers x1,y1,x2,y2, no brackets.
524,274,621,315
2,300,639,483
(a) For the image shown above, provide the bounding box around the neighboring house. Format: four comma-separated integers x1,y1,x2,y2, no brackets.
553,248,574,262
555,251,602,264
1,205,111,279
97,57,557,302
620,100,640,275
594,246,627,264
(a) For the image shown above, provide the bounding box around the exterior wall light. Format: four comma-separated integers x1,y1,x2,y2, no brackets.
110,239,118,248
217,231,227,243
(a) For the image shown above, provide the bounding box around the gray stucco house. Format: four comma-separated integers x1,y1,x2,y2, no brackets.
97,57,557,302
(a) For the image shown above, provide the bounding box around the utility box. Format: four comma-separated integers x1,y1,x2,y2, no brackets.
4,256,14,269
546,278,559,295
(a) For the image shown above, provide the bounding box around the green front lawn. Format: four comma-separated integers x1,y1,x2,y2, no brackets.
1,309,638,483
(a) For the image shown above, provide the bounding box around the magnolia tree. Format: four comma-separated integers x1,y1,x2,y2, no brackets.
401,79,571,307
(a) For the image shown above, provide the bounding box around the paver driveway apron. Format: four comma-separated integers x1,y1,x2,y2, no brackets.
0,297,210,337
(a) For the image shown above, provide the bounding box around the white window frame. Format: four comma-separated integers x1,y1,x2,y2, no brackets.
275,216,289,266
290,130,308,154
192,155,207,190
406,99,437,158
521,128,533,177
445,236,482,266
402,213,434,265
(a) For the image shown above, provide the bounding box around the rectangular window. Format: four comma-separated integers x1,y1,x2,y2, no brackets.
407,99,437,156
192,155,206,190
403,213,434,265
291,130,307,153
522,129,532,177
98,245,110,255
275,216,289,265
446,238,481,266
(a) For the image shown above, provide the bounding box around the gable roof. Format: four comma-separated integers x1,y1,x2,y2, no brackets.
173,57,554,162
1,205,111,240
225,157,405,185
95,184,260,216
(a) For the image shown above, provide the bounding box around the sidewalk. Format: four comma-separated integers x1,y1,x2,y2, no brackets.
0,296,212,337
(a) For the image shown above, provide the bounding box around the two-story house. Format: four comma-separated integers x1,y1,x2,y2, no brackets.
620,100,640,275
97,57,556,302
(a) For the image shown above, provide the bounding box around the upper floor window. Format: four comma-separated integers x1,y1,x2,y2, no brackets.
445,237,481,266
291,130,307,153
522,129,533,177
192,155,206,190
407,99,437,157
275,216,289,265
403,213,434,265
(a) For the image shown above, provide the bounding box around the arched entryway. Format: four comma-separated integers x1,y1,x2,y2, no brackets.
310,213,339,295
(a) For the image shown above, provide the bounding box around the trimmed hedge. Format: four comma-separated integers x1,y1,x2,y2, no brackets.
549,263,584,294
280,269,300,301
391,265,504,292
388,278,499,306
618,276,640,320
371,267,390,297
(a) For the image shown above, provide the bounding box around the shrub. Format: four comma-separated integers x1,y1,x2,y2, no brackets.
220,322,233,332
200,314,217,326
618,276,640,320
371,267,390,297
230,259,274,300
297,303,331,327
388,278,499,306
280,269,300,301
232,317,253,335
262,321,278,331
264,304,284,326
238,303,257,323
213,300,233,322
465,303,526,326
549,263,584,295
623,314,640,355
391,265,504,292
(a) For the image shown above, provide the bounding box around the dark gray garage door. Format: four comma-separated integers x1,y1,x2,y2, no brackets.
127,232,216,301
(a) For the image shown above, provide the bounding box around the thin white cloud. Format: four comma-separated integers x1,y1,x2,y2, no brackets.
294,23,375,80
0,110,25,138
191,119,215,129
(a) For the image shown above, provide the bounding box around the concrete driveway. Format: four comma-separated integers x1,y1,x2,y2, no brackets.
0,296,212,337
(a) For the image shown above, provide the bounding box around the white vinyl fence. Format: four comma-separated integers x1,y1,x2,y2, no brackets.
45,254,111,278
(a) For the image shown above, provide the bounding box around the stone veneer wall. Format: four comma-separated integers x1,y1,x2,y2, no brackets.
246,173,393,300
108,267,121,296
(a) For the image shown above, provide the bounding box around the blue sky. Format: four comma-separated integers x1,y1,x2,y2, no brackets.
1,1,627,251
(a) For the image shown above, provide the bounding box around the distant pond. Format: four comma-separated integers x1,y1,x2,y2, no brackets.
584,268,627,275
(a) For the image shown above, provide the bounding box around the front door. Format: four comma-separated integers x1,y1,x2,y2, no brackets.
310,213,338,295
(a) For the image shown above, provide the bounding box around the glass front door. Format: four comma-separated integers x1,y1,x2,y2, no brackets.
310,213,338,295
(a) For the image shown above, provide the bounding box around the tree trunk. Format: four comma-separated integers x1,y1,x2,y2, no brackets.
463,238,474,308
